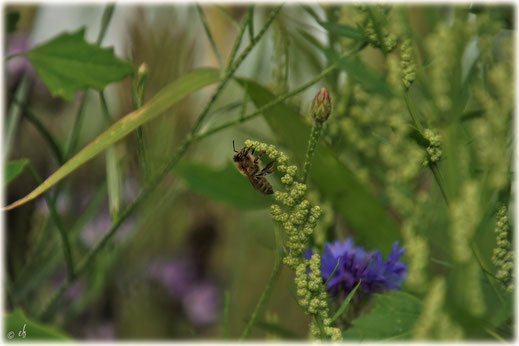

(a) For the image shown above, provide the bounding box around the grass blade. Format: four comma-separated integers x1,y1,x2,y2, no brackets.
4,68,221,211
197,4,224,67
332,280,361,322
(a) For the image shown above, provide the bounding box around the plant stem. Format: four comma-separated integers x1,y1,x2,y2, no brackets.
430,162,450,206
404,92,424,134
225,4,254,73
196,62,337,141
12,98,64,164
223,290,230,339
302,121,323,183
27,163,74,280
4,74,30,158
197,3,224,68
39,5,283,321
100,91,121,221
240,226,283,340
314,314,327,340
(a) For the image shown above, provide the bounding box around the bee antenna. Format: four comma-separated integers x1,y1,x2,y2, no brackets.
233,140,238,153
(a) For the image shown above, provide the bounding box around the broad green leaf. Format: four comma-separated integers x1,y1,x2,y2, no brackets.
23,28,134,101
174,162,272,210
4,159,29,186
342,291,422,341
238,79,401,255
4,68,221,211
4,308,70,340
335,56,393,96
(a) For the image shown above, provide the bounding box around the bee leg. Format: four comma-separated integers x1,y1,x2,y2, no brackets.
256,161,275,177
254,152,263,164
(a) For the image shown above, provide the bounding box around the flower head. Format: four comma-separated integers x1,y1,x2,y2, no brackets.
311,88,332,123
304,238,407,295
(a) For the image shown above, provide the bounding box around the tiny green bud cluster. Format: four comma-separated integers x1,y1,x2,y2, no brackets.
400,39,416,89
357,6,397,52
422,129,442,166
295,255,341,341
248,139,339,340
492,205,514,292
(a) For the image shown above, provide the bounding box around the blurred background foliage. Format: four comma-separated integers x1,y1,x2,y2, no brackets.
4,3,514,341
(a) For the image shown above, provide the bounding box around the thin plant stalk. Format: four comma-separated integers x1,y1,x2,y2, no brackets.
197,4,224,67
302,121,323,183
240,226,283,340
4,74,30,158
26,163,74,280
11,98,64,164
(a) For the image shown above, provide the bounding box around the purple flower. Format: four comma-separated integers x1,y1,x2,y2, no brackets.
148,258,220,327
304,238,406,295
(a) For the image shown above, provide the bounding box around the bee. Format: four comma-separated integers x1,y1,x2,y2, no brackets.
233,140,275,195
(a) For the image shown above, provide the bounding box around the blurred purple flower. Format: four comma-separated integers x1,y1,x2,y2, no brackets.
6,33,35,89
304,238,407,295
148,258,220,327
83,322,115,340
81,211,135,248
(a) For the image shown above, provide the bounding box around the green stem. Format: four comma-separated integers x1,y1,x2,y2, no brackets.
131,77,148,182
27,163,74,280
223,290,230,339
197,4,224,67
314,314,327,341
302,121,323,184
12,98,64,164
196,62,337,141
225,4,254,72
39,5,283,321
403,92,424,134
96,4,115,45
4,74,30,158
240,225,283,340
430,163,449,206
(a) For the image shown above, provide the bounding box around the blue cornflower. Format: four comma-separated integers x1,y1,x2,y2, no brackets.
303,238,407,295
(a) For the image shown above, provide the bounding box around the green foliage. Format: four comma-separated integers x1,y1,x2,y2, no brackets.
4,159,29,186
5,69,221,211
174,162,272,210
238,79,401,255
342,291,422,340
6,11,20,33
4,308,70,340
23,28,134,101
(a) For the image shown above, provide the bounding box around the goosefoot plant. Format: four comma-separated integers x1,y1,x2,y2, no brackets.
242,88,340,341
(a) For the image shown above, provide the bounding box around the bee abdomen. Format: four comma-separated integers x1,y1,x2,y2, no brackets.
257,178,273,195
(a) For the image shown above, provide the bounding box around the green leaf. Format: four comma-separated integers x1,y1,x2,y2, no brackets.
335,56,393,96
4,308,70,340
174,162,272,210
342,291,422,341
7,11,20,33
4,159,29,186
332,280,361,322
4,68,221,211
23,28,134,101
238,79,401,255
318,22,365,41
